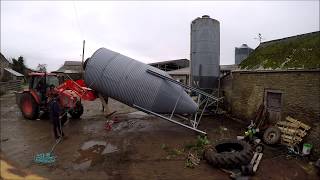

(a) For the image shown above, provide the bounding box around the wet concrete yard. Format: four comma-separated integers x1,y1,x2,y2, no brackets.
1,93,318,179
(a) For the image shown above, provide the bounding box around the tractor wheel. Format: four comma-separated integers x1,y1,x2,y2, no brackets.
204,139,253,168
69,101,84,119
20,93,39,120
263,126,281,145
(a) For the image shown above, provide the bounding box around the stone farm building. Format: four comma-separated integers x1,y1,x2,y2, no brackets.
53,61,83,81
0,53,24,82
221,31,320,155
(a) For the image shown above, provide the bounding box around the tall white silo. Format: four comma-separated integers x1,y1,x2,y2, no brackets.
190,15,220,90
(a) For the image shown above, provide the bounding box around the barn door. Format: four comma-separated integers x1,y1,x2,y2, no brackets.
265,91,282,123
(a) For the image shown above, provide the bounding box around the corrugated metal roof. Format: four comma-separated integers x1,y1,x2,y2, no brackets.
4,68,24,77
64,61,82,66
220,64,239,71
168,67,190,75
167,65,239,75
53,60,82,73
149,59,189,66
0,53,12,64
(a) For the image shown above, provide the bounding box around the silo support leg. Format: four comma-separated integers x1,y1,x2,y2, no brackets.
133,104,207,135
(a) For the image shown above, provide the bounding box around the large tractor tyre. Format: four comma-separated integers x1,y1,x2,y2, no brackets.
69,102,84,119
204,139,253,168
263,126,281,145
20,93,39,120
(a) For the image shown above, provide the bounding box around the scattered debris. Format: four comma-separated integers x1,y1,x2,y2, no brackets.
220,168,244,179
104,116,122,131
104,111,117,118
160,144,168,151
184,135,210,156
184,136,210,167
165,148,183,160
242,120,264,153
160,143,184,160
160,136,210,168
186,153,200,168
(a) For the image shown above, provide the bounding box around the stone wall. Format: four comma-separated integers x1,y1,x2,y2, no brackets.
221,70,320,156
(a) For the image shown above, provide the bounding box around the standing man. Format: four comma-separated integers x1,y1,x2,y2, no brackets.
49,94,64,140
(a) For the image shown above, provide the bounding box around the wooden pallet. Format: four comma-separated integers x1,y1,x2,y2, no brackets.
276,116,310,147
286,116,311,130
277,126,307,137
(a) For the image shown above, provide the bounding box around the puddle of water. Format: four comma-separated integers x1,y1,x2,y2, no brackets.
73,160,92,171
81,140,107,150
103,143,118,154
73,140,118,171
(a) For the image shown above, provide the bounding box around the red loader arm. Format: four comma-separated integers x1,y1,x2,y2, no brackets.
56,79,97,101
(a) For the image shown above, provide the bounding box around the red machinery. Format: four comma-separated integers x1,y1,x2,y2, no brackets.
17,72,97,120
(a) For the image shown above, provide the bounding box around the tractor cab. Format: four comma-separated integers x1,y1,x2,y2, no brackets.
28,72,59,104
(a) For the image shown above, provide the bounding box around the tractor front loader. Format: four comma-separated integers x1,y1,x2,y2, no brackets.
16,72,96,120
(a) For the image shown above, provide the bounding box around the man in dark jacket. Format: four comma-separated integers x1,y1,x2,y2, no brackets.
49,94,64,139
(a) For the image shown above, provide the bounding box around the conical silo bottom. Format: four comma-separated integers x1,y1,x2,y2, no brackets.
151,82,198,114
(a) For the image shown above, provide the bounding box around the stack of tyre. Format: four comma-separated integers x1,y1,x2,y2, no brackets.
204,126,281,169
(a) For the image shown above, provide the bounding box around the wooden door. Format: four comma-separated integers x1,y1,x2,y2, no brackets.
266,91,282,123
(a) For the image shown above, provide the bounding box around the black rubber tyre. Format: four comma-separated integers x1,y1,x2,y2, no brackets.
20,93,39,120
204,139,253,168
69,101,84,119
263,126,281,145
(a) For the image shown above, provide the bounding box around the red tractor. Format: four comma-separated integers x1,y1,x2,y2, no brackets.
17,72,96,120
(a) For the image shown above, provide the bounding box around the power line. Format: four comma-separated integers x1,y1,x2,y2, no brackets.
72,1,84,39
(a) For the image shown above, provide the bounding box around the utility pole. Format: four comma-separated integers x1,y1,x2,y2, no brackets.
81,40,85,78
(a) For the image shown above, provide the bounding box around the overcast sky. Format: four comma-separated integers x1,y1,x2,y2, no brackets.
1,1,319,72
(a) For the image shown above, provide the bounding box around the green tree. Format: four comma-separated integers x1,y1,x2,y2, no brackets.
37,64,47,72
12,56,27,75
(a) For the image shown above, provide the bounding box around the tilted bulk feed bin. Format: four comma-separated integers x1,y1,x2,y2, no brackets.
84,48,198,114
